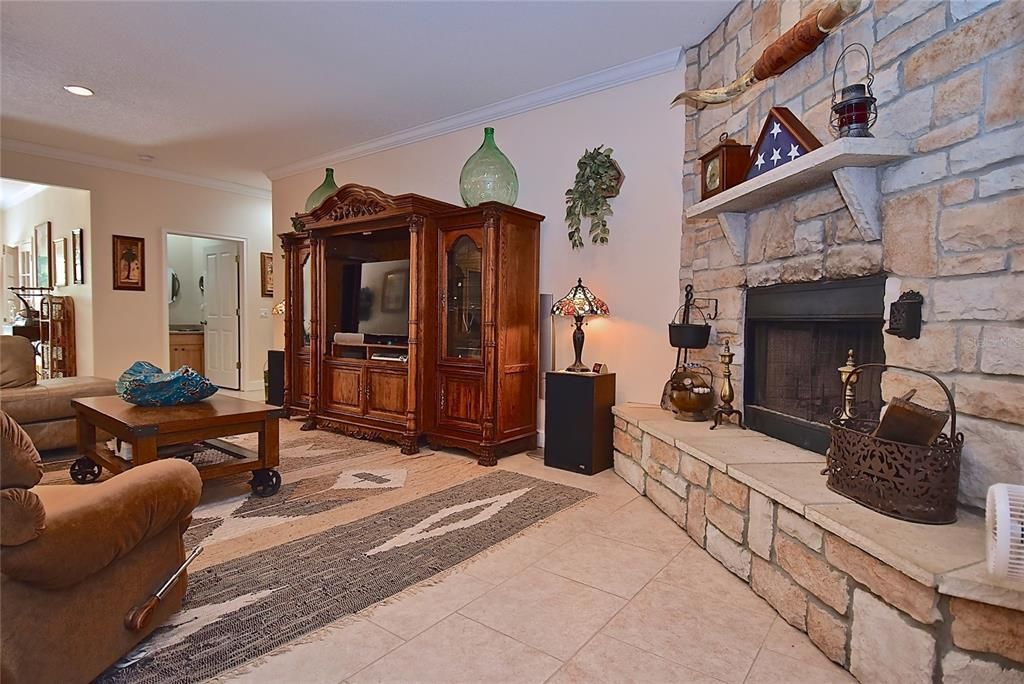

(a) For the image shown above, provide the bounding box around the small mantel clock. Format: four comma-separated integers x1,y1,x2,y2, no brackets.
699,132,751,201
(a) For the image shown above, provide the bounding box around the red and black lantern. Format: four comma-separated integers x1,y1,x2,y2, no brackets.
830,43,877,138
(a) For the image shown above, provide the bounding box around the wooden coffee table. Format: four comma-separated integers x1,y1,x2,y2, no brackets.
70,395,287,496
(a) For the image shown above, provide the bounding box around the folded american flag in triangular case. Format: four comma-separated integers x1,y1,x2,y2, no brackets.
744,107,822,181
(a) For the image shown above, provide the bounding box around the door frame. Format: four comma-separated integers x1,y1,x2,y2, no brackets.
161,229,248,390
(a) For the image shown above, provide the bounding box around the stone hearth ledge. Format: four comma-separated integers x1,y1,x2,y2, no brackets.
612,402,1024,612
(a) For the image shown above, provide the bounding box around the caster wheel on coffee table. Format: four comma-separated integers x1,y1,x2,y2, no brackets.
250,468,282,497
70,457,102,484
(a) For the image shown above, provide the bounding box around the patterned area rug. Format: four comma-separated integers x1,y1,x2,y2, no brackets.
85,421,590,683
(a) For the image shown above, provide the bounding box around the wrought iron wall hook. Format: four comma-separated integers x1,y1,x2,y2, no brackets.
885,291,924,339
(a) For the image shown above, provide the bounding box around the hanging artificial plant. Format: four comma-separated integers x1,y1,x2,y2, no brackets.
564,146,624,249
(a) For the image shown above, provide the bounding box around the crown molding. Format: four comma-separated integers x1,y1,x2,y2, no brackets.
266,47,683,181
0,138,271,200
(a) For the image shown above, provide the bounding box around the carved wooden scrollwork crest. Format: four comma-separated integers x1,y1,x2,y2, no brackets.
292,183,396,230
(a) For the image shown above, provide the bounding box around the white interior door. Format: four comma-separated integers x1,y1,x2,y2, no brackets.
203,243,241,389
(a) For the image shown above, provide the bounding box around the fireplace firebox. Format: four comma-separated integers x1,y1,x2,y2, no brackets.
743,276,886,453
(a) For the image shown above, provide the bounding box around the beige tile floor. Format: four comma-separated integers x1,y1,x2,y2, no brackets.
217,451,855,684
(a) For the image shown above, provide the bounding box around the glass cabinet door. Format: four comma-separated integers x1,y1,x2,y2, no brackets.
300,250,312,348
443,233,483,361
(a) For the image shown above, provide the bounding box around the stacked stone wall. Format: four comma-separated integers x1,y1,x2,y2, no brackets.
679,0,1023,507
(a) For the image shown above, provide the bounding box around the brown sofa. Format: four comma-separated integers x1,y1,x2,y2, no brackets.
0,410,202,684
0,335,115,450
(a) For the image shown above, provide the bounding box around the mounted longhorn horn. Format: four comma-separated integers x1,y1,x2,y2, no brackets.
672,0,862,107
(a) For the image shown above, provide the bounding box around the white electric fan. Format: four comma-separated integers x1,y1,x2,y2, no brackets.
986,483,1024,581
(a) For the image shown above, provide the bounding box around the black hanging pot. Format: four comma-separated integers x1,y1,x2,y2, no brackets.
669,321,711,349
669,285,718,350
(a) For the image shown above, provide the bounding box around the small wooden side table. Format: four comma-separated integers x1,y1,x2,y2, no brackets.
544,371,616,475
70,395,286,496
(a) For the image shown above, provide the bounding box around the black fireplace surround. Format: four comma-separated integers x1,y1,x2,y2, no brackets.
743,276,886,454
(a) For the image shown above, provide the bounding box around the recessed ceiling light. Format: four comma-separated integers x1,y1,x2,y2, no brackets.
63,85,94,97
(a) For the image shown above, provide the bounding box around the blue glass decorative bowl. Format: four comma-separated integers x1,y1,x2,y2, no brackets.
116,361,219,407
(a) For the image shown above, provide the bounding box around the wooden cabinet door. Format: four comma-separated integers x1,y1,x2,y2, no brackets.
324,363,363,415
365,366,407,423
170,334,204,375
294,356,312,405
179,344,205,375
437,369,483,433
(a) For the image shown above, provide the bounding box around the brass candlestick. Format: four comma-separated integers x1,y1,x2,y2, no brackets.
711,339,744,430
837,348,859,420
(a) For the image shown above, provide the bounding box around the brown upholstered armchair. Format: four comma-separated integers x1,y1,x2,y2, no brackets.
0,411,202,684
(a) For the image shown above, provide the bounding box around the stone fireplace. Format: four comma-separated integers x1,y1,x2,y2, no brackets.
638,1,1024,678
679,0,1023,511
744,276,885,453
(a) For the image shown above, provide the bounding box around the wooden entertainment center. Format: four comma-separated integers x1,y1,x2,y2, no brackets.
281,184,542,465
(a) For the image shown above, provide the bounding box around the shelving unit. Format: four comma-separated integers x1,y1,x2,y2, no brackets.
685,137,912,261
8,288,76,379
332,343,409,362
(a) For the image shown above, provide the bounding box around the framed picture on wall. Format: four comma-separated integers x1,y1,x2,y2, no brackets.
53,238,68,287
381,268,409,313
33,221,52,288
71,228,84,284
112,234,145,291
260,251,274,297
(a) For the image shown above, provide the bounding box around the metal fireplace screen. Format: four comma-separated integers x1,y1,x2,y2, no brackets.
744,277,886,454
749,321,884,425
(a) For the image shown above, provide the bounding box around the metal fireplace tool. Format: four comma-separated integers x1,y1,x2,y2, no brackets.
663,285,718,422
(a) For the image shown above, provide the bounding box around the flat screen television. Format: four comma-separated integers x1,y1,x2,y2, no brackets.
340,259,410,338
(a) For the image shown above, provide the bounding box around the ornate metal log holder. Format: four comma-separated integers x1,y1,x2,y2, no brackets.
825,363,963,524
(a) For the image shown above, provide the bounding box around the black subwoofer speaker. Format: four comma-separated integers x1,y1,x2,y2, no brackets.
267,350,285,406
544,371,616,475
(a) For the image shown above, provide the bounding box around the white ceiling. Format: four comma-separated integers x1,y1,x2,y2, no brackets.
1,1,731,192
0,179,47,209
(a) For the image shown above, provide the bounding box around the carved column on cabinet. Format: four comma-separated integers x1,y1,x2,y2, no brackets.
479,208,500,465
281,242,294,411
302,234,324,431
403,214,425,455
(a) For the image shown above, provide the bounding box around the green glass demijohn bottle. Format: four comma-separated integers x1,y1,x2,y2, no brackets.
304,168,339,213
459,127,518,207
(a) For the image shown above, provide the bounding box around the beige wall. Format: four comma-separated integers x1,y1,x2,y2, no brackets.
272,68,685,407
1,184,95,375
0,150,273,389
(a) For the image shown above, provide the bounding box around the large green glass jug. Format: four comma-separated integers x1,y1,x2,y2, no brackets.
459,127,518,207
304,168,338,213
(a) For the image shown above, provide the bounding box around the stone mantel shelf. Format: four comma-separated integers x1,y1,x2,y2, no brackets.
612,402,1024,613
685,138,912,261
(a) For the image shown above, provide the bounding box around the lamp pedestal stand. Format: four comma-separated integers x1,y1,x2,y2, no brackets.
566,315,589,372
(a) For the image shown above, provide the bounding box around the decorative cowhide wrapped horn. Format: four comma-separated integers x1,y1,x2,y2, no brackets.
672,0,863,107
